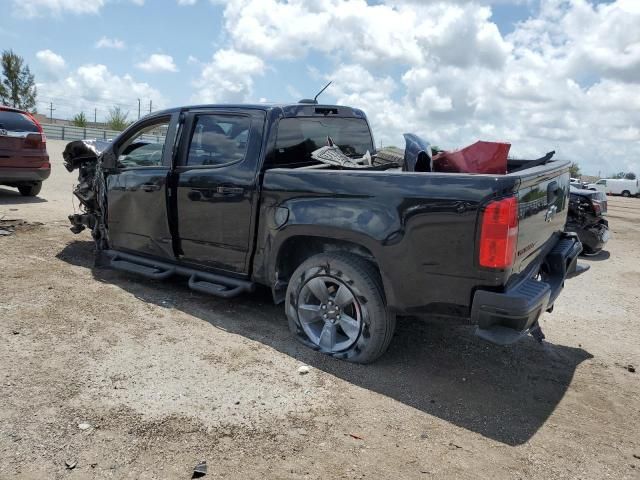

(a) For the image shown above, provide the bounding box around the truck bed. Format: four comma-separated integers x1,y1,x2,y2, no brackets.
257,158,571,314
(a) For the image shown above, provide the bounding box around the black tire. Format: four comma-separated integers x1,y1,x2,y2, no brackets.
622,190,630,197
18,182,42,197
285,252,396,364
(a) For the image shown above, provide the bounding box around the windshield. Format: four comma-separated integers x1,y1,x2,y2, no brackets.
272,117,373,168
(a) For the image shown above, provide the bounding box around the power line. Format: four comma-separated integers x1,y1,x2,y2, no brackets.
34,96,157,124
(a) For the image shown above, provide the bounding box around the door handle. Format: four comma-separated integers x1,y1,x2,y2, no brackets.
188,190,202,201
216,186,244,195
141,183,161,192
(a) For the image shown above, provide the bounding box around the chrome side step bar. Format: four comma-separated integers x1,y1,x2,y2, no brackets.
105,250,254,299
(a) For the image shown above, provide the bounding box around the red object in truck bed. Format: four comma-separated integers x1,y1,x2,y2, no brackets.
432,141,510,174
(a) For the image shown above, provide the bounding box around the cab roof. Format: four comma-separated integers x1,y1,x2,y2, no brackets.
150,103,367,119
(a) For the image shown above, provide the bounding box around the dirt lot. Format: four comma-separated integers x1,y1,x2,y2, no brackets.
1,140,639,479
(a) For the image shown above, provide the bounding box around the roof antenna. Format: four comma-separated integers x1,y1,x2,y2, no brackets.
299,81,332,105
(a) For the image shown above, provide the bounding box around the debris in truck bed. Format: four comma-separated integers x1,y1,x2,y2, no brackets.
432,141,510,174
311,144,372,168
373,146,405,166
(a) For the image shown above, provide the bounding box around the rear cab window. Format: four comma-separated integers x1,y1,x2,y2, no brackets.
0,110,39,133
270,117,374,168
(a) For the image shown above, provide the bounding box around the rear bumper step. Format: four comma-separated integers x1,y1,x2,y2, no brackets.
105,250,254,298
472,234,583,345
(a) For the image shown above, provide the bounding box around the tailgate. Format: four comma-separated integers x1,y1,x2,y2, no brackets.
512,161,571,273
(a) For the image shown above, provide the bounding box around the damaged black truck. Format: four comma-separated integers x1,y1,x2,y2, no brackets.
64,102,582,363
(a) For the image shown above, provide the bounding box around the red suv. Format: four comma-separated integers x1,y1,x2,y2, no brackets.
0,106,50,196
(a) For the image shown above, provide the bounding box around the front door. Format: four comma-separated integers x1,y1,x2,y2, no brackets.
174,109,265,274
106,113,179,259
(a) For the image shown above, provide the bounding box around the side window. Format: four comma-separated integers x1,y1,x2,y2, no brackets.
597,180,606,185
186,114,251,167
117,119,170,168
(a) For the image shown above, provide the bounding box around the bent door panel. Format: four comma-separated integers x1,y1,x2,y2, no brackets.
107,113,179,259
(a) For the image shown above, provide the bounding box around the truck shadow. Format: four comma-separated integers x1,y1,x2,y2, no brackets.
57,240,593,447
0,187,47,204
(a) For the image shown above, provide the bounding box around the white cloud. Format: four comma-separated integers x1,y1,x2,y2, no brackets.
95,36,126,49
198,0,640,175
35,49,66,78
136,54,178,73
36,64,167,122
192,49,264,103
219,0,511,69
178,0,197,4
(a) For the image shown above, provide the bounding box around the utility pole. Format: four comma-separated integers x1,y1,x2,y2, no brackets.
137,98,141,119
49,102,55,123
149,99,152,114
94,108,97,125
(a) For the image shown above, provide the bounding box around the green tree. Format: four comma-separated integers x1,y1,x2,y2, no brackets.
611,171,626,179
569,162,581,178
625,172,636,180
72,112,87,127
106,106,129,131
0,50,37,111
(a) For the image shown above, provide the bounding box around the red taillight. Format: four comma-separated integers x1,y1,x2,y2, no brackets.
591,200,602,215
479,196,519,269
24,111,46,146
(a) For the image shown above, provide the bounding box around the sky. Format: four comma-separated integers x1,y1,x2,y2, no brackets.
1,0,638,176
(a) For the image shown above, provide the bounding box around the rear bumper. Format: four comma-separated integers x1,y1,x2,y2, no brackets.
0,166,51,184
472,234,582,345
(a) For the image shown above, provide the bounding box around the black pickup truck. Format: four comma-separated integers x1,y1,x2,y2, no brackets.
65,102,582,363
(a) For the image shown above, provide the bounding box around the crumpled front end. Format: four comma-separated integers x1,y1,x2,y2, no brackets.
63,139,111,250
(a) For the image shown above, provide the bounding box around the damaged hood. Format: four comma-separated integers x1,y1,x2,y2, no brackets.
63,139,111,172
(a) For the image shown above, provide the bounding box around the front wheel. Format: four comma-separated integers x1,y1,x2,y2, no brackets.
622,190,631,197
285,252,395,364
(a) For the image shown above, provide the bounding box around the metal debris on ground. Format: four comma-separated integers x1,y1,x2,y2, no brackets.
628,365,636,373
0,219,44,236
192,460,207,478
65,460,77,470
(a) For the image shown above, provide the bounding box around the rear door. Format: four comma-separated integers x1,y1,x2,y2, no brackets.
106,113,179,259
174,108,265,274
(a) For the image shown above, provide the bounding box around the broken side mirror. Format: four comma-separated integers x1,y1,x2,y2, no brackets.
101,149,118,171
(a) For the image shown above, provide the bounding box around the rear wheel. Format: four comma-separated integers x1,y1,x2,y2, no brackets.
285,252,395,364
622,190,631,197
18,182,42,197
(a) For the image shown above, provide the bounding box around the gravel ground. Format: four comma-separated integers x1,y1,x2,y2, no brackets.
1,140,639,479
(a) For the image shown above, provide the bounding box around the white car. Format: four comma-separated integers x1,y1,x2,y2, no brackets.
587,178,639,197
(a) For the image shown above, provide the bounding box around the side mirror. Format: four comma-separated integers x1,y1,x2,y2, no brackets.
101,149,117,171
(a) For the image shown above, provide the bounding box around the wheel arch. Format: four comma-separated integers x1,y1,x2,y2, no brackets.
270,233,393,306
